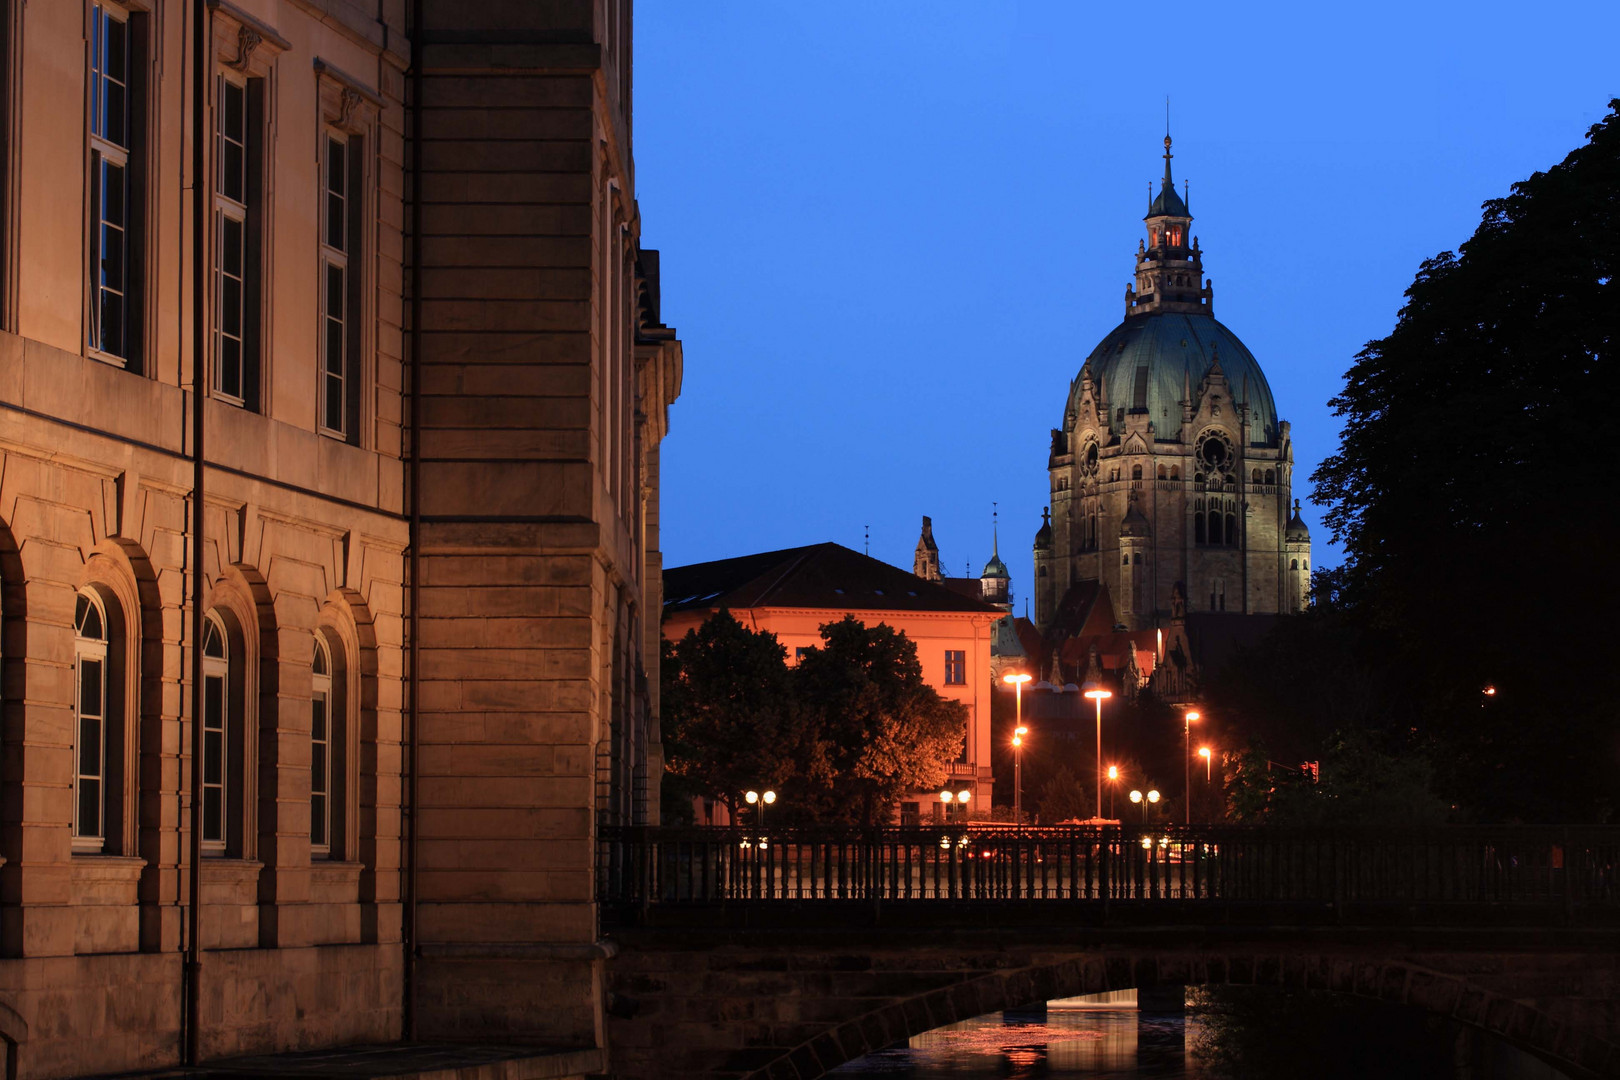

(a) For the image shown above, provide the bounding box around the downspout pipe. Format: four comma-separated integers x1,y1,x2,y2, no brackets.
184,0,209,1065
405,0,423,1041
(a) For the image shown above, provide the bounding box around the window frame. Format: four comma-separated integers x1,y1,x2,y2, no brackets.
200,611,230,855
943,649,966,686
317,129,350,439
212,70,252,405
87,0,135,367
310,634,333,856
73,591,111,854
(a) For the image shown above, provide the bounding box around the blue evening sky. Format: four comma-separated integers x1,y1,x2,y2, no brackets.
635,3,1617,596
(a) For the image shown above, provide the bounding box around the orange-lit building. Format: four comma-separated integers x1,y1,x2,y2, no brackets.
663,544,1004,822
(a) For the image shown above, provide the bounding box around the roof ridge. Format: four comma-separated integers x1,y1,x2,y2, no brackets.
744,544,826,608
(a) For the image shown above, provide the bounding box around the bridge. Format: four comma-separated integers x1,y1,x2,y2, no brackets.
599,825,1620,1080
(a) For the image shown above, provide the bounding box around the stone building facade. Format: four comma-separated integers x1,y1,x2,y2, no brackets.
1034,134,1310,635
0,1,678,1076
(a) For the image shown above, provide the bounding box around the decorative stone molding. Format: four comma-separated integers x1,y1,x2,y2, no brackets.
314,58,383,134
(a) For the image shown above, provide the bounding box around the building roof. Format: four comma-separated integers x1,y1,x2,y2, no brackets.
1074,312,1279,448
663,543,1004,617
1286,499,1312,542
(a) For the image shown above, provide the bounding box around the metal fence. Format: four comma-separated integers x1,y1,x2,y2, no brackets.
599,825,1620,910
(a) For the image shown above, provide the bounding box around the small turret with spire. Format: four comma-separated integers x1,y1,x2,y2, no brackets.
1128,117,1211,319
980,505,1011,610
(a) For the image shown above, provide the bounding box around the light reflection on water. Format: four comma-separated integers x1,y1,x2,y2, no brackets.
830,990,1197,1078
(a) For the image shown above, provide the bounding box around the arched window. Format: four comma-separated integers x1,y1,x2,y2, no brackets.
201,613,230,855
74,591,110,852
309,631,349,858
1170,466,1179,481
1122,554,1129,566
1132,464,1142,481
1265,469,1275,484
1208,509,1222,546
1157,464,1166,480
1133,553,1142,565
1194,501,1206,545
1226,512,1238,546
311,637,333,855
1251,468,1261,483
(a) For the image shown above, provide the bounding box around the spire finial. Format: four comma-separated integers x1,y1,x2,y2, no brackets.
992,501,999,556
1163,97,1173,188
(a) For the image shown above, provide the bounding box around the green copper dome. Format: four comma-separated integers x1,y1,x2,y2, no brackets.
1075,312,1279,447
981,552,1009,579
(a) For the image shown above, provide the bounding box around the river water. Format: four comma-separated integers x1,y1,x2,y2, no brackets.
828,989,1571,1079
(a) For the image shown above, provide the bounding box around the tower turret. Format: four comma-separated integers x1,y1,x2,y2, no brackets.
913,515,941,581
980,523,1011,610
1128,129,1210,318
1285,500,1312,613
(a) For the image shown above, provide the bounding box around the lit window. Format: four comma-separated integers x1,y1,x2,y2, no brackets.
74,592,110,852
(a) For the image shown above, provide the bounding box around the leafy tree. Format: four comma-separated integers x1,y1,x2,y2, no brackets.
792,615,968,826
660,611,796,823
1035,765,1092,824
1309,100,1620,821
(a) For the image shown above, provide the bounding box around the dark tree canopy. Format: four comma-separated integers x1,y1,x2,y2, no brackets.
792,615,968,826
1308,100,1620,820
661,612,967,826
659,611,796,822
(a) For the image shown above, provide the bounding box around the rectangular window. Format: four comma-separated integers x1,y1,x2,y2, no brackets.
213,74,260,407
202,669,226,850
899,801,919,827
795,646,813,665
310,688,329,852
74,654,106,849
319,132,348,437
943,650,966,685
88,2,141,367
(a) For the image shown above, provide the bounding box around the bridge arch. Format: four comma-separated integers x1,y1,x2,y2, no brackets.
609,945,1617,1080
737,952,1610,1080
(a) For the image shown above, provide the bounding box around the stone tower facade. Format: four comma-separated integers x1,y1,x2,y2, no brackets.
1034,134,1309,632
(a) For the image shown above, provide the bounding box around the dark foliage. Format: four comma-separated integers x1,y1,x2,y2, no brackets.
661,612,966,826
1307,100,1620,821
792,615,968,826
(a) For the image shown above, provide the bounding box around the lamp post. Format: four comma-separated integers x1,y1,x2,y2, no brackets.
1183,710,1200,825
1106,765,1119,820
744,789,776,830
1129,788,1160,823
1081,680,1112,821
1003,672,1032,825
1198,746,1212,783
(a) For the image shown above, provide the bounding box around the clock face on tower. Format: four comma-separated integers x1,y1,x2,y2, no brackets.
1195,429,1236,478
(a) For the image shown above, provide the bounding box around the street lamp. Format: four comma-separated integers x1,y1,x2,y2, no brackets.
1106,765,1119,820
1081,680,1112,820
1129,788,1160,823
1004,672,1032,824
1183,710,1201,825
1198,746,1212,784
744,789,776,830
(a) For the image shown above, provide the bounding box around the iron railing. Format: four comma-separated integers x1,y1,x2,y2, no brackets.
599,825,1620,910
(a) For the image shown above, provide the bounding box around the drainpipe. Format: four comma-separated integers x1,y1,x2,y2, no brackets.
183,0,209,1065
404,0,423,1041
